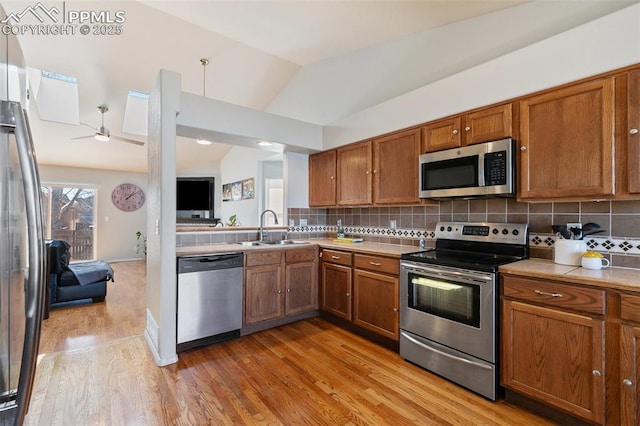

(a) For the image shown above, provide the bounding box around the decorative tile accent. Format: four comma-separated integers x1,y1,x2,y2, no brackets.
528,233,640,257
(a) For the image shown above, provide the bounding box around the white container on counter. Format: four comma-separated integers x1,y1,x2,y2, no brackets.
554,239,587,266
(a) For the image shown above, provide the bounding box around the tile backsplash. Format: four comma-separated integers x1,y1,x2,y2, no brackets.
288,199,640,269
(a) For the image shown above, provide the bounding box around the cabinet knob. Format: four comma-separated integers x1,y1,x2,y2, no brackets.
287,288,291,293
366,170,370,174
592,370,602,377
623,379,633,387
346,293,350,297
465,126,471,131
393,308,398,312
330,175,335,180
373,169,378,174
452,129,459,135
631,128,639,135
277,290,282,294
520,146,527,151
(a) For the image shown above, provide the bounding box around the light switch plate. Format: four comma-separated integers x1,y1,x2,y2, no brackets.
300,218,308,227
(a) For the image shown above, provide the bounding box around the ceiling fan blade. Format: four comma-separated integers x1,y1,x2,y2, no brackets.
111,135,145,146
71,135,96,140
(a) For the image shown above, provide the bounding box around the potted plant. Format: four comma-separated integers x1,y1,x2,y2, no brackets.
135,231,147,256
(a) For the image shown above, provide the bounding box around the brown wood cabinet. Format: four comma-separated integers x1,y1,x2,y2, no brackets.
245,248,318,325
284,248,318,316
245,251,284,324
422,103,513,152
519,77,616,200
337,141,372,205
422,116,462,152
352,254,399,340
627,69,640,195
501,275,606,424
309,150,336,207
320,249,352,320
620,294,640,425
373,128,421,205
321,249,400,342
464,103,514,146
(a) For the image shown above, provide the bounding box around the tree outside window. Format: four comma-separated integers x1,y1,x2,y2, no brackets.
41,185,96,260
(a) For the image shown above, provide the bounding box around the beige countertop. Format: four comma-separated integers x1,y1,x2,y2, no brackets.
176,226,287,233
176,239,422,258
500,258,640,294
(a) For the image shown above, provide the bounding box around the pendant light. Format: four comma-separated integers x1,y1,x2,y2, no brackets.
196,58,212,145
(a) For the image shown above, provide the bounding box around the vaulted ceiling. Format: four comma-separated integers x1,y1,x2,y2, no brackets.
2,0,636,172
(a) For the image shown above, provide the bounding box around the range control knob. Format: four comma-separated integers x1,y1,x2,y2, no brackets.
492,228,499,235
513,229,520,236
440,226,445,232
502,229,509,235
447,226,452,232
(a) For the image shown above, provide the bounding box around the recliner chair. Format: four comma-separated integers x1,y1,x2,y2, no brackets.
46,240,114,309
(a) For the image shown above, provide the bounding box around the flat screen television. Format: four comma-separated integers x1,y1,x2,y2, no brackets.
176,177,214,217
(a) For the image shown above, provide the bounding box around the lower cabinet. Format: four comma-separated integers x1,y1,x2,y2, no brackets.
621,295,640,426
321,248,400,342
501,275,606,424
353,255,399,341
245,247,318,326
321,249,352,320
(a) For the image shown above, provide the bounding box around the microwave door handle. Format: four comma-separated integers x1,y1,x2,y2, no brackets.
478,152,485,187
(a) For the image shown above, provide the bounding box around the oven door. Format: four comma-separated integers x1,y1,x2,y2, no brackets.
400,261,496,363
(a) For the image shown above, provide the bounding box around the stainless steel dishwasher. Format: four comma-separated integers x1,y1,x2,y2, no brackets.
177,252,243,352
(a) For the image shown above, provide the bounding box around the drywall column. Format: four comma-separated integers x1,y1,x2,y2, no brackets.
145,69,180,366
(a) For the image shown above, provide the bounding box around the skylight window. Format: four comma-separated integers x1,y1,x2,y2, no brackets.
32,68,79,125
122,90,149,136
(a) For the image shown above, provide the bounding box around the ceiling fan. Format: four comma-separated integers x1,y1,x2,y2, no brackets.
73,105,145,146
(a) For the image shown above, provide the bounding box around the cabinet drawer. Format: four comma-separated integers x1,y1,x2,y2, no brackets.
621,294,640,324
322,249,352,266
286,247,316,264
245,250,283,267
353,254,398,275
502,276,605,315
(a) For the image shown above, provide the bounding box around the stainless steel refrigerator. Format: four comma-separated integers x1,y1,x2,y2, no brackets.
0,5,46,425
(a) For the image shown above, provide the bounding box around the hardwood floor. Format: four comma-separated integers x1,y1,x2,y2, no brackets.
26,260,558,425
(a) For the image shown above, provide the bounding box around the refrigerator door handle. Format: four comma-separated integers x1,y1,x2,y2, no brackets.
8,100,45,424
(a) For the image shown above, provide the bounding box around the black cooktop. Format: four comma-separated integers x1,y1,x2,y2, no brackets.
401,221,529,273
401,248,525,273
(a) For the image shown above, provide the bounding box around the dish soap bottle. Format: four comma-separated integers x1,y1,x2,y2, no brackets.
337,219,345,238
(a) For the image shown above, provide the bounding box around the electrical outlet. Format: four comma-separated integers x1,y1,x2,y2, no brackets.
300,218,307,227
390,219,397,229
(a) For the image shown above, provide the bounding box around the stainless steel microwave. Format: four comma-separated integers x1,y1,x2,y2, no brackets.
419,138,515,199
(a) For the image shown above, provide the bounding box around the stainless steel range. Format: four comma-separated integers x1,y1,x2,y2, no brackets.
400,221,528,400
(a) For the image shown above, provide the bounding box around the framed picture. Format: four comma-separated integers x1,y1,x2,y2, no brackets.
242,178,255,199
231,181,242,201
222,183,232,201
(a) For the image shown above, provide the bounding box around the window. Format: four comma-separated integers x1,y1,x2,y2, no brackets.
41,185,96,260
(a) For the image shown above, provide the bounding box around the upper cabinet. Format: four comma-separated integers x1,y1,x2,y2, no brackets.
627,69,640,195
337,141,373,206
422,103,514,152
422,116,462,151
373,128,421,205
309,150,337,207
519,78,616,201
464,103,514,146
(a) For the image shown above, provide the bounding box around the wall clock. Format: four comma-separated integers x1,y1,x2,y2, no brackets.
111,183,145,212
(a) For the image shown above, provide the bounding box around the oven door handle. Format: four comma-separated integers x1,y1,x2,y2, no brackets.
401,263,492,283
401,331,492,371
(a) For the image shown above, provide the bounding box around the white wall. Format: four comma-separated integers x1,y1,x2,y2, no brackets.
219,146,277,226
39,164,147,261
284,152,309,208
324,3,640,147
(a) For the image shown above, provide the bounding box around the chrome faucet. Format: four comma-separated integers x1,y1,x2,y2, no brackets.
259,209,278,241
